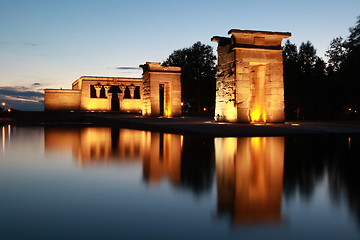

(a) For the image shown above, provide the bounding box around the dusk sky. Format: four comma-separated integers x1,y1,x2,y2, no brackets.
1,0,359,110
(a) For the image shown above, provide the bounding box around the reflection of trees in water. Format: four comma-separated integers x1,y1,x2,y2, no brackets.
180,136,215,195
283,136,360,225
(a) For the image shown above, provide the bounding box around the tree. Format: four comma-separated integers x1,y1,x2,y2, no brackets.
283,40,301,119
283,40,328,119
332,15,360,115
162,42,216,113
346,16,360,50
326,37,346,73
298,41,318,74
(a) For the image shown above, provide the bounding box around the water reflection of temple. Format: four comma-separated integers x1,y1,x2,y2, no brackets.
215,137,284,225
44,128,182,185
45,127,285,225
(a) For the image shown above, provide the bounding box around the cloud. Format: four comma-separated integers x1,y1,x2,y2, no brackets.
116,67,141,70
0,86,44,111
25,42,38,47
0,40,9,45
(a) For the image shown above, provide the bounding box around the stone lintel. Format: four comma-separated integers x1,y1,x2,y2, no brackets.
230,29,291,49
140,62,181,73
228,29,291,37
78,76,143,81
44,89,81,93
233,44,282,50
211,36,231,46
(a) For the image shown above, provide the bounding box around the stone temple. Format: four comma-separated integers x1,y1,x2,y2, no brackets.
44,62,182,117
212,30,291,123
45,29,290,122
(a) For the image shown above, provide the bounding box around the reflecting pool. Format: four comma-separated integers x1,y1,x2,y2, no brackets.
1,126,360,239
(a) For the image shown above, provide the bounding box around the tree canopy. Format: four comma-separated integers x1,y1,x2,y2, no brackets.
162,42,216,113
282,15,360,120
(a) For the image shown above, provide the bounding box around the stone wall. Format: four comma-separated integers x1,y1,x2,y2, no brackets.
44,89,81,111
78,77,143,112
45,76,143,112
140,62,181,117
44,64,182,116
212,30,291,123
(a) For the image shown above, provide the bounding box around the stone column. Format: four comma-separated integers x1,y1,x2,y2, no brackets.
129,84,136,99
119,85,126,99
104,85,111,98
94,84,102,98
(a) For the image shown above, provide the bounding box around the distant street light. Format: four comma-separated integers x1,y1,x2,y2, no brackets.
1,102,5,107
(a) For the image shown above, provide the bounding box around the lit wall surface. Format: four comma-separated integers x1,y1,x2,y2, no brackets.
44,62,181,116
140,62,182,117
212,30,291,123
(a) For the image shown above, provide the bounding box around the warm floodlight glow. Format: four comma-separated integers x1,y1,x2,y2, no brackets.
203,108,207,111
251,109,261,122
1,102,5,107
7,109,11,112
250,65,266,123
225,105,237,122
181,102,184,106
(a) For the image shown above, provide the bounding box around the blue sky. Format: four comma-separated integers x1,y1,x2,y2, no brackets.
0,0,359,110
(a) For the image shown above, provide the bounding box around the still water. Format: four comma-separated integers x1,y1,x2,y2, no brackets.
1,126,359,240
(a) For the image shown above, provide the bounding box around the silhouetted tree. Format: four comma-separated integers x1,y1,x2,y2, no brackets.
283,15,360,120
283,40,328,119
326,37,346,73
323,16,360,118
163,42,216,114
325,37,347,116
298,41,318,74
342,16,360,113
283,40,301,119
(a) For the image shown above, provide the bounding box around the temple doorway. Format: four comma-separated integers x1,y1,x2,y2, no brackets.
159,84,164,116
111,92,120,111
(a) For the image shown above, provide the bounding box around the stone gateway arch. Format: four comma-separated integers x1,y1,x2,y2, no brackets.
212,30,291,123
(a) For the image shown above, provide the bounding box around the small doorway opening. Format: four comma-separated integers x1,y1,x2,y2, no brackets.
159,84,164,116
111,92,120,111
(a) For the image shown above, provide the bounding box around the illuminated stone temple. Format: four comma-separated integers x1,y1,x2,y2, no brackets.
212,30,291,123
44,62,181,117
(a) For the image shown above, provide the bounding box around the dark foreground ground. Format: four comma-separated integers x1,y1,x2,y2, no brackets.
2,111,360,137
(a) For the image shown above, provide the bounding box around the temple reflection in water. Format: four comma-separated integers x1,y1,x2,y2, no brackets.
45,127,284,225
45,128,182,186
215,137,284,225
